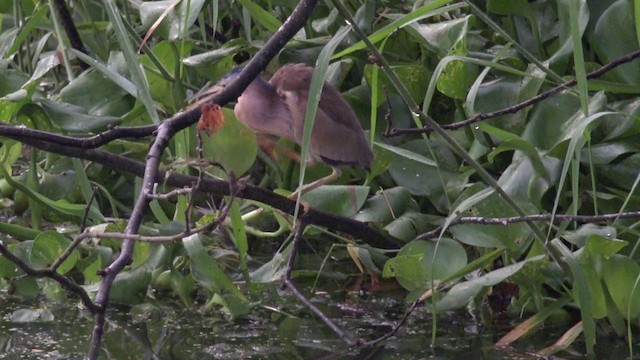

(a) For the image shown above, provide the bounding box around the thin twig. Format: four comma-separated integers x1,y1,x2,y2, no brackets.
86,1,321,358
418,211,640,239
283,218,358,346
386,48,640,136
363,300,420,346
51,0,90,70
0,243,98,313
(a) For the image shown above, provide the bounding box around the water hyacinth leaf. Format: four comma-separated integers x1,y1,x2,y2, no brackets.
583,140,638,165
29,231,78,274
105,0,159,123
0,66,31,120
0,251,17,278
81,255,102,284
70,50,137,97
582,234,626,258
312,8,339,33
59,60,134,118
250,244,290,283
591,0,640,86
383,239,467,291
487,0,534,16
183,234,248,302
436,255,545,311
600,153,640,190
581,264,607,319
450,185,534,249
521,91,581,150
13,277,39,300
332,0,458,59
387,140,463,210
384,212,433,242
171,271,196,307
488,137,549,181
200,109,258,178
109,266,152,304
301,185,369,217
471,75,527,133
364,64,430,106
140,40,193,111
564,225,617,248
10,308,54,323
354,186,415,224
602,254,640,320
434,19,473,100
237,0,282,33
0,168,103,223
496,152,562,206
140,0,206,40
39,99,122,133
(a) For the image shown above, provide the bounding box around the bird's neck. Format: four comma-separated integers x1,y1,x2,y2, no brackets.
245,78,277,98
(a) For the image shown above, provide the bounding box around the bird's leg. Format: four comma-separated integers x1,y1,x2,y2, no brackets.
256,134,279,159
288,166,342,200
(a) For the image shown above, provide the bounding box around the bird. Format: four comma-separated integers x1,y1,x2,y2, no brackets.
196,63,374,195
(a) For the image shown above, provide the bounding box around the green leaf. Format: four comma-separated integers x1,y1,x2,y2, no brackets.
591,0,640,85
183,234,248,302
301,185,369,217
29,231,78,274
602,254,640,320
384,212,433,242
436,255,545,311
229,200,248,272
40,99,122,133
354,186,415,224
383,238,467,291
332,0,458,59
109,266,152,304
237,0,282,33
450,184,534,250
105,0,159,123
0,166,103,223
200,108,258,178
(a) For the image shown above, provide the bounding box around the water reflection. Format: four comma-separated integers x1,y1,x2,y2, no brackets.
0,287,634,359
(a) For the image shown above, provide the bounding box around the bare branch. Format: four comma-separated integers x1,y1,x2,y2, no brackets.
86,1,322,358
418,211,640,239
0,243,98,313
386,48,640,136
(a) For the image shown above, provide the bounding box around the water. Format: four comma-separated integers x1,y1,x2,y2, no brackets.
0,285,636,359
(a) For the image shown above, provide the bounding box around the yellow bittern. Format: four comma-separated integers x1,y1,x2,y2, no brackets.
199,63,373,194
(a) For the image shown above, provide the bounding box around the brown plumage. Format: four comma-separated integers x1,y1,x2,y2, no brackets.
205,63,374,193
269,63,373,168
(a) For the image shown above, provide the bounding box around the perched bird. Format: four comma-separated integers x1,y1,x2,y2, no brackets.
198,63,374,194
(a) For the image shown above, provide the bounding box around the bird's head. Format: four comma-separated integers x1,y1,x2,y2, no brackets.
190,66,244,105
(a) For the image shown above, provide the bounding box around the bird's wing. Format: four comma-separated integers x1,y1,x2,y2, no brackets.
270,64,364,132
276,87,373,167
271,64,373,167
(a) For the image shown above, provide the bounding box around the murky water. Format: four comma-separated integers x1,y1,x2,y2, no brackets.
0,285,637,359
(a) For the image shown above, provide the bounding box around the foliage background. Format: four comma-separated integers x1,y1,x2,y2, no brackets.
1,0,640,357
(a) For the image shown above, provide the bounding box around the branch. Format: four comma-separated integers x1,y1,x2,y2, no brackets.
0,243,98,313
12,136,399,249
86,1,321,358
51,0,89,70
418,211,640,239
386,48,640,136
